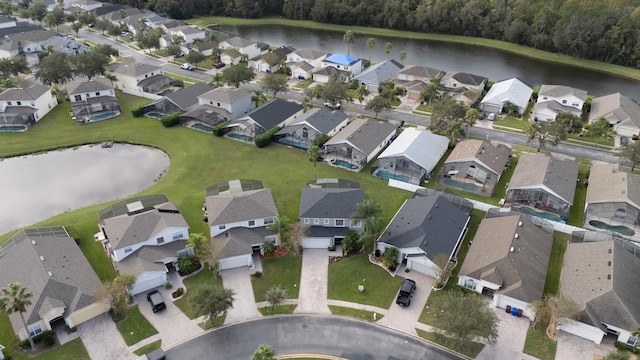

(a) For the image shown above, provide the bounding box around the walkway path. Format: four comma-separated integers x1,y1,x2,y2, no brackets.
294,249,331,314
222,267,262,324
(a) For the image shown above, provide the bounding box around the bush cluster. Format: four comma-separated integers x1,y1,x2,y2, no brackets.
18,330,55,348
254,126,281,148
212,120,230,137
160,112,181,127
131,106,144,118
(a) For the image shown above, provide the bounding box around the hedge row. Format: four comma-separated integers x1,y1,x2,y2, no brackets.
18,330,55,348
254,126,281,148
131,106,144,117
160,112,184,128
213,120,231,136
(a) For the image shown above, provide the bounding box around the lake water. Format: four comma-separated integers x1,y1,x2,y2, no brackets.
0,144,170,235
218,25,640,99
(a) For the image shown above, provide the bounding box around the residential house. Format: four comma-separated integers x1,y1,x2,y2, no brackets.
324,118,396,171
141,83,215,118
559,240,640,344
458,214,553,320
0,29,89,66
533,85,587,121
219,36,261,64
589,93,640,144
252,45,296,73
0,227,109,341
441,139,511,196
377,192,471,277
0,15,16,29
180,87,253,128
395,65,444,83
170,26,205,45
479,78,533,115
373,128,449,185
111,60,172,95
220,48,243,66
69,0,103,12
286,48,327,69
0,81,57,130
442,72,488,91
505,152,579,218
205,179,278,270
102,7,148,28
298,183,365,248
289,61,315,80
66,77,120,123
97,195,190,295
313,66,346,83
404,80,428,101
317,54,364,82
352,60,404,93
223,99,303,142
188,39,219,57
584,163,640,240
275,108,349,150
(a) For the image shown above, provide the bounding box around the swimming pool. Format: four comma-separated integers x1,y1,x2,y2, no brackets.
376,170,410,182
589,220,635,236
520,207,562,222
277,138,308,149
331,159,358,170
0,125,27,132
442,178,481,192
145,111,165,119
227,133,251,142
89,112,118,122
191,123,213,133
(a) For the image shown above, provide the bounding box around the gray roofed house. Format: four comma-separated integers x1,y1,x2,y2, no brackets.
378,193,470,277
224,99,303,141
0,82,49,101
589,93,640,143
533,84,587,121
324,118,397,169
506,152,579,217
291,48,325,61
480,77,533,115
458,214,553,319
532,100,583,121
449,72,488,88
117,239,188,276
0,80,57,128
206,188,278,230
275,108,349,149
199,87,251,105
560,240,640,344
142,83,215,117
539,84,587,101
0,227,108,340
65,77,120,122
181,87,254,126
395,65,445,83
222,36,256,49
352,59,404,93
210,227,276,260
66,77,114,95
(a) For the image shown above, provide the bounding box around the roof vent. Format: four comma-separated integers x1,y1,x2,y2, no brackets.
427,214,432,219
40,256,44,261
48,271,53,277
514,233,519,239
31,240,36,245
518,221,523,227
434,203,439,208
510,246,515,253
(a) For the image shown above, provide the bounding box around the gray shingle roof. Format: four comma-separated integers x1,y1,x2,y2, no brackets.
278,108,348,135
0,82,49,101
117,239,187,277
0,227,103,333
293,48,325,60
539,84,587,101
445,139,511,177
378,194,469,260
353,60,403,86
298,188,364,219
397,65,444,79
166,83,216,110
325,118,397,158
65,77,114,95
242,99,302,131
451,72,488,87
113,62,162,78
199,87,251,104
508,153,579,205
223,36,255,48
210,227,276,259
460,215,553,303
206,188,278,226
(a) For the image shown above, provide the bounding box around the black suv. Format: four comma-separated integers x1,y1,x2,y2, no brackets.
395,279,416,306
147,290,166,313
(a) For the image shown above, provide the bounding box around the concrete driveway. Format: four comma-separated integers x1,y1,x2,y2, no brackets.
295,249,330,314
377,271,433,334
555,331,613,360
72,313,134,360
221,267,262,324
134,285,204,349
476,308,536,360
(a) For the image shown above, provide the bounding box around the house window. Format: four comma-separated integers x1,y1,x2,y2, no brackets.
314,219,320,224
302,127,308,138
627,335,639,346
156,236,165,244
303,219,309,224
28,325,43,337
86,93,90,97
95,92,100,96
74,95,81,101
324,219,330,225
124,247,132,253
16,101,21,106
264,218,274,225
562,99,567,104
615,208,626,219
542,96,548,100
219,225,226,230
144,74,148,78
248,220,255,226
217,103,221,107
572,102,580,107
6,101,11,105
30,102,34,106
172,232,182,240
210,101,213,105
335,219,344,226
464,279,475,290
350,219,362,228
177,249,189,257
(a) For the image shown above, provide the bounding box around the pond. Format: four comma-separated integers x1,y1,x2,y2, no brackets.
218,25,640,99
0,144,170,235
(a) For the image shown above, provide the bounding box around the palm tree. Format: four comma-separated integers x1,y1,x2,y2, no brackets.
399,50,406,64
351,199,383,251
502,100,520,116
0,282,35,350
384,42,392,59
445,121,464,145
205,33,218,44
192,37,204,45
239,53,249,64
187,233,209,260
343,30,355,56
524,121,542,152
367,38,375,62
356,84,369,111
211,73,224,88
420,74,444,107
307,145,321,181
266,215,291,244
464,108,479,138
311,84,324,104
172,34,185,46
104,71,118,88
301,96,313,112
251,89,268,107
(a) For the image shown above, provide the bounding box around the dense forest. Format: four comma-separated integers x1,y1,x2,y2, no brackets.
117,0,640,68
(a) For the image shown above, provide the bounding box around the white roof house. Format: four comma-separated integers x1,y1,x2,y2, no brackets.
480,78,533,115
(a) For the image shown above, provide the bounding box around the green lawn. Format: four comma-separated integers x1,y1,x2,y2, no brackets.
258,304,297,315
543,232,569,296
174,268,223,319
171,57,213,70
164,71,205,85
133,340,162,356
567,133,614,148
415,329,484,359
116,306,159,346
493,116,527,131
328,305,383,322
523,326,557,360
566,159,591,227
0,92,411,285
252,253,302,302
327,254,403,308
291,78,313,90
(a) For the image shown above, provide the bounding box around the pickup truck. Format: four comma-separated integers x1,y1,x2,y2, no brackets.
395,279,416,306
147,290,166,313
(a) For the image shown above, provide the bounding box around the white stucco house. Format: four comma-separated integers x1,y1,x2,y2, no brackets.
532,85,586,121
479,77,533,115
0,81,57,130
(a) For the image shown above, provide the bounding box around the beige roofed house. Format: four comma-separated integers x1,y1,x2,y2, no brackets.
589,93,640,143
505,153,578,217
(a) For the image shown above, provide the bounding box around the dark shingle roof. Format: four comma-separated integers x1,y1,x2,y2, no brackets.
285,108,348,135
299,188,364,219
244,99,302,131
166,83,215,110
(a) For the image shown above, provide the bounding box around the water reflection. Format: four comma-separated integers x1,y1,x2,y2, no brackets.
0,144,169,234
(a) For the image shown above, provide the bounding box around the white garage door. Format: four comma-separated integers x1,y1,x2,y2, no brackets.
408,259,437,278
131,275,166,295
302,237,330,249
219,255,252,270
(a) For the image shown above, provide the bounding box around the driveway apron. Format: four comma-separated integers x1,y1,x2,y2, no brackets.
555,331,613,360
476,308,535,360
295,249,331,314
222,267,262,324
75,313,134,360
378,271,433,334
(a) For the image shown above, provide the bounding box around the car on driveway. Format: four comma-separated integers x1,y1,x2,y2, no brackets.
147,290,166,313
487,113,497,121
395,279,416,306
214,62,225,69
181,63,194,71
324,100,341,109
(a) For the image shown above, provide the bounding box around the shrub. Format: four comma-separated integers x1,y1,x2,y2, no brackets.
177,254,198,275
254,126,281,148
131,106,144,117
615,341,640,354
263,240,275,256
42,333,55,346
169,79,184,88
313,134,331,147
382,247,399,269
160,112,181,127
176,287,184,296
165,281,173,289
253,271,263,278
212,120,230,136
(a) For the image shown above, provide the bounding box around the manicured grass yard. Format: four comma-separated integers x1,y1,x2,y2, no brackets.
493,116,527,131
523,325,557,360
174,268,223,319
327,254,403,308
258,304,297,315
416,329,484,359
566,159,590,227
328,305,383,322
133,340,162,356
116,306,159,346
252,253,302,302
543,232,569,296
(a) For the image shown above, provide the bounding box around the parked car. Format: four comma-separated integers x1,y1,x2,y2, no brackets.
214,62,225,69
395,279,416,306
478,112,486,120
147,290,166,313
181,63,194,71
176,51,185,57
487,113,497,121
120,31,130,37
324,100,341,109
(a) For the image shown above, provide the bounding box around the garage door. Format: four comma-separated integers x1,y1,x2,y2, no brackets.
408,259,437,278
302,237,330,249
219,255,252,270
131,275,166,295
